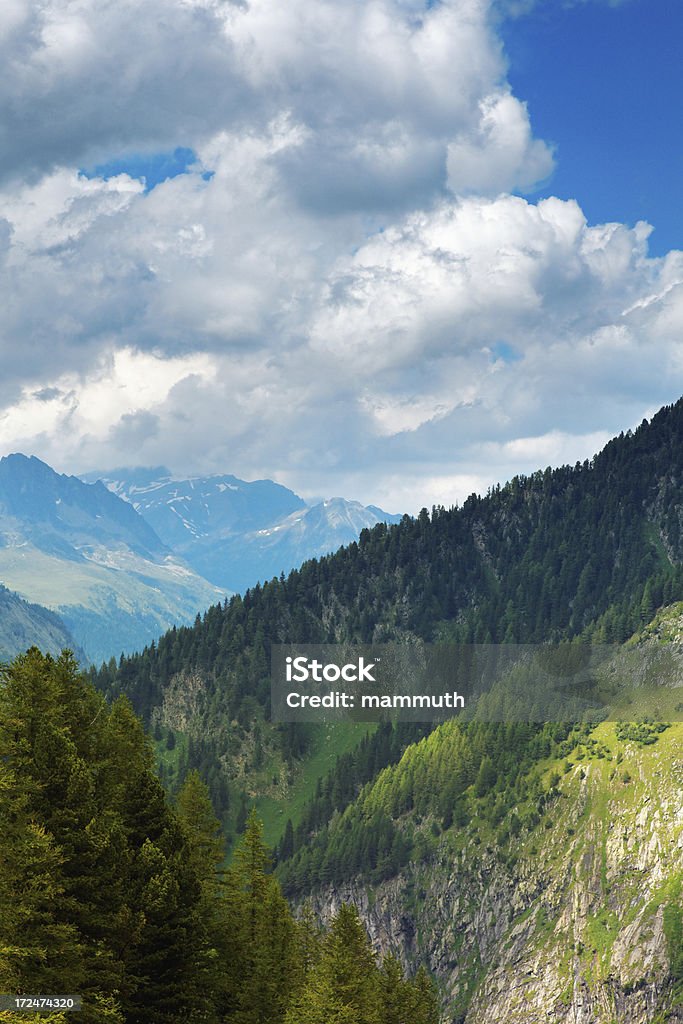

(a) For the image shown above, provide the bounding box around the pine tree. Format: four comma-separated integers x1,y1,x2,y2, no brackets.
175,770,229,1021
0,649,125,1023
102,701,207,1024
285,904,381,1024
293,902,323,987
403,967,440,1024
0,757,77,1001
280,818,295,862
227,811,297,1024
176,770,225,898
474,755,497,798
377,955,439,1024
378,955,408,1024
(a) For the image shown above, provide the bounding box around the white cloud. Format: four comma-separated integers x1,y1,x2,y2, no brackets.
0,0,544,208
477,429,614,467
0,348,216,470
446,91,554,195
0,0,680,513
1,167,681,510
306,194,657,382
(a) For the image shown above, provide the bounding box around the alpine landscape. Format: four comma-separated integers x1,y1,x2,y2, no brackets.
1,0,683,1022
4,401,683,1021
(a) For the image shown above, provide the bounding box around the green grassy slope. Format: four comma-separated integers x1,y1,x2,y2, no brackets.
0,543,222,665
276,632,683,1022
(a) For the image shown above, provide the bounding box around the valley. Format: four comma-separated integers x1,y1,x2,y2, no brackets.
2,3,681,1020
5,400,683,1021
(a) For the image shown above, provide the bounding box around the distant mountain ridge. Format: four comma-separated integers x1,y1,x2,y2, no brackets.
0,454,222,664
0,455,401,662
0,454,170,560
84,467,402,592
84,466,306,544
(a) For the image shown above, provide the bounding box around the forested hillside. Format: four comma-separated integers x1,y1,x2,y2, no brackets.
9,400,683,1024
281,691,683,1022
92,398,683,843
0,649,437,1024
0,584,79,662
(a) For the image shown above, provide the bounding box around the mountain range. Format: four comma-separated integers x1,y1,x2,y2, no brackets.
84,466,402,593
92,397,683,1023
0,455,400,664
0,454,222,664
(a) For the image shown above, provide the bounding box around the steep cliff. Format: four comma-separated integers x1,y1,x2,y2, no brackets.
304,721,683,1023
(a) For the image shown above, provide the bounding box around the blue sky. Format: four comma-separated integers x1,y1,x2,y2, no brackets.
0,0,682,513
502,0,683,256
83,147,201,192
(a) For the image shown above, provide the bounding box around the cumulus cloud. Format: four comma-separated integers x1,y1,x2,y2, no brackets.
0,348,217,468
2,169,682,509
0,0,680,512
446,92,554,195
0,0,547,205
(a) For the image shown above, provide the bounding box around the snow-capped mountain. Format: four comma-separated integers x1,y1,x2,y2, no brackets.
83,466,306,550
85,468,402,593
0,455,223,664
242,494,403,572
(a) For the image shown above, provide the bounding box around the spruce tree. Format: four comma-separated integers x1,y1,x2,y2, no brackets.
285,904,381,1024
176,770,229,1021
0,757,78,1002
102,700,207,1024
377,956,439,1024
176,770,225,899
404,967,440,1024
226,811,297,1024
0,650,214,1024
0,649,125,1022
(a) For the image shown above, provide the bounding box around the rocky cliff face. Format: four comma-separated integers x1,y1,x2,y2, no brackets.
308,722,683,1023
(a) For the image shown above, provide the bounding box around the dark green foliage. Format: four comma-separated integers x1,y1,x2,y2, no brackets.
0,653,222,1020
274,723,430,866
615,720,669,745
284,905,439,1024
474,756,496,798
176,769,226,896
223,811,298,1024
664,903,683,981
0,650,128,1021
277,719,584,894
285,903,381,1024
0,650,437,1024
